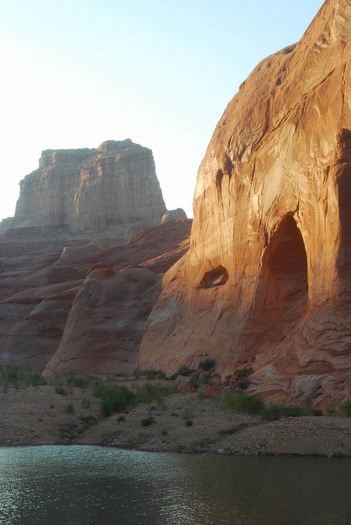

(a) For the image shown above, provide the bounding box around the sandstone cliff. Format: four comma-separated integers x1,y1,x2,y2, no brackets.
0,219,191,373
139,0,351,407
9,139,166,234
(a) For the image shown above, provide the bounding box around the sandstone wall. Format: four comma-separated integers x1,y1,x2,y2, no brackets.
139,0,351,406
12,139,166,233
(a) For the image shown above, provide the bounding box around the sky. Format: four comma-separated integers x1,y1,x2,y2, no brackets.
0,0,324,221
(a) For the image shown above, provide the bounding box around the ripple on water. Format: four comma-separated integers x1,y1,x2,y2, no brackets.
0,446,351,525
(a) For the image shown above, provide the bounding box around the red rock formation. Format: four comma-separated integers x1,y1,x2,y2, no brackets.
0,219,191,373
139,0,351,406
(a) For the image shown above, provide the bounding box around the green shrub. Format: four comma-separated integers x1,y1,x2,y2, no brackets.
188,376,200,389
198,358,216,371
222,393,264,414
326,405,336,416
80,415,96,428
0,367,24,389
235,367,253,378
81,399,91,409
141,416,155,427
31,374,47,387
66,372,92,388
96,384,136,417
55,384,67,396
263,403,286,421
263,401,315,420
185,419,193,427
64,401,74,414
192,373,211,389
285,404,310,417
134,369,166,380
176,365,196,377
197,390,207,401
339,400,351,416
135,383,174,406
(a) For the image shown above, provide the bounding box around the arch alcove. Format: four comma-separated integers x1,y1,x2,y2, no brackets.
263,214,308,323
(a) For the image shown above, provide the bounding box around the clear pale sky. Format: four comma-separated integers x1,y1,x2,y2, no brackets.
0,0,324,221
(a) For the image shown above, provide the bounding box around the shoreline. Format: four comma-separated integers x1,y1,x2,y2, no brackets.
1,383,351,458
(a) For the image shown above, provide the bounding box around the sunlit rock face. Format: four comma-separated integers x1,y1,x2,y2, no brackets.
139,0,351,407
12,139,166,233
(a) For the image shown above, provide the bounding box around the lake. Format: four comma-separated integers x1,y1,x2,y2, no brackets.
0,446,350,524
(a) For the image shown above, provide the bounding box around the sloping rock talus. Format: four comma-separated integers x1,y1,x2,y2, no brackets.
139,0,351,407
7,139,166,234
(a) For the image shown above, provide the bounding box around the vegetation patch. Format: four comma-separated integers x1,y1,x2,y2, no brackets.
64,401,75,414
134,369,166,380
134,382,175,407
339,400,351,417
175,365,196,377
234,367,253,378
95,383,136,417
197,358,216,371
141,415,155,427
222,393,264,415
54,383,68,396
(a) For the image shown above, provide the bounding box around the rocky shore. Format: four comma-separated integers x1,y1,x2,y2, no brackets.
1,379,351,458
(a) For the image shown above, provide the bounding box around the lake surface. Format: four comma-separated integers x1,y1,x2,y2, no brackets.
0,446,350,525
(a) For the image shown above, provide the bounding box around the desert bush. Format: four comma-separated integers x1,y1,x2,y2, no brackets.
222,393,264,415
188,373,211,390
263,401,315,420
182,398,194,419
96,384,135,417
30,373,47,387
185,419,193,427
135,383,175,406
54,383,68,396
0,367,25,390
198,358,216,371
141,415,155,427
81,399,91,409
64,401,74,414
176,365,196,377
134,369,166,380
234,367,253,378
197,390,207,401
66,371,92,388
80,415,96,428
339,400,351,416
326,405,336,416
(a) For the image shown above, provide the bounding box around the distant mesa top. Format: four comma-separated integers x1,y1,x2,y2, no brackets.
4,139,167,234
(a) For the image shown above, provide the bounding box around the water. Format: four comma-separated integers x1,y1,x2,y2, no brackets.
0,446,350,525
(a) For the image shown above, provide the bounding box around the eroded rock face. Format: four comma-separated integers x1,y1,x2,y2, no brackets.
9,139,166,234
139,0,351,406
0,219,191,373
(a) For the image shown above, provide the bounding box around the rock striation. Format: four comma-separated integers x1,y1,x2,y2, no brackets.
0,219,191,373
139,0,351,407
8,139,166,234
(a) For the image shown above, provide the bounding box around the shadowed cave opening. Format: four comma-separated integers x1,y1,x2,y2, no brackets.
264,214,308,322
200,265,228,289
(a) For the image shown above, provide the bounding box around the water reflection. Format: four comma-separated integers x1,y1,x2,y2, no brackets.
0,446,350,525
